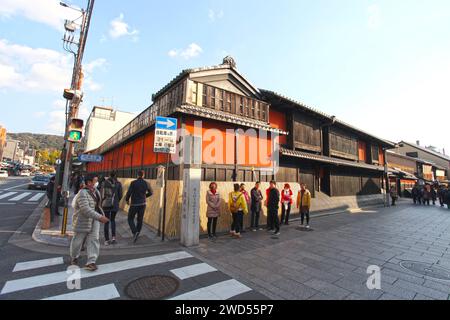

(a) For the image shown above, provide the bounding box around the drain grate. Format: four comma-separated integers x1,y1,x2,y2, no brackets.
400,261,450,281
125,275,180,300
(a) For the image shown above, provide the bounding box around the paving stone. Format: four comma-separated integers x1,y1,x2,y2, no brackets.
378,293,408,300
395,279,449,300
304,278,351,300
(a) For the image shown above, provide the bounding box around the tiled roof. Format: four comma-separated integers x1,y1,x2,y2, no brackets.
176,105,288,135
261,89,396,148
280,148,385,171
399,141,450,161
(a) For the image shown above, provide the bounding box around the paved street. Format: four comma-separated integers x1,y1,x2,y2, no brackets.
1,176,450,300
188,201,450,300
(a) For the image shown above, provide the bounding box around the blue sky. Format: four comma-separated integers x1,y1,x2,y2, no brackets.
1,0,449,154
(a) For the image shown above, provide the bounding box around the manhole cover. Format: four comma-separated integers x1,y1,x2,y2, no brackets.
125,275,180,300
400,261,450,281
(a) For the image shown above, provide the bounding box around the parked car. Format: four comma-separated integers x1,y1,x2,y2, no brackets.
20,170,31,177
29,175,50,190
0,170,8,179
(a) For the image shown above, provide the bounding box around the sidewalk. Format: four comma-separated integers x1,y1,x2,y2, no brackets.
32,196,177,251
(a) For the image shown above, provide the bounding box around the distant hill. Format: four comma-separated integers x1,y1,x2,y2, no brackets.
7,133,64,151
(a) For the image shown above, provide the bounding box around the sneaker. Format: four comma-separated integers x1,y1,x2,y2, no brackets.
84,263,98,272
111,239,117,245
252,228,257,232
234,233,242,239
274,232,281,236
104,240,111,246
230,231,236,237
259,228,264,231
133,232,140,244
70,258,79,266
306,225,311,229
267,229,274,233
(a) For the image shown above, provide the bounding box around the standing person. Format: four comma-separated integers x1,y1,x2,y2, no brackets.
239,184,251,232
423,185,431,206
125,170,153,244
431,185,437,206
250,182,264,232
228,184,248,239
46,176,61,216
280,184,293,225
445,186,450,210
267,181,281,236
206,182,221,240
265,185,274,232
297,183,312,229
412,184,419,205
390,186,398,206
74,174,84,195
438,185,446,207
70,174,109,271
101,172,123,246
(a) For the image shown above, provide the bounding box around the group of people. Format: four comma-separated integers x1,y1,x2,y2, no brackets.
69,170,153,272
206,181,312,240
411,183,450,208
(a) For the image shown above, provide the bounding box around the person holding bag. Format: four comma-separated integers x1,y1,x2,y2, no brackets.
281,184,293,225
229,184,248,239
206,182,221,240
70,174,109,272
101,172,123,246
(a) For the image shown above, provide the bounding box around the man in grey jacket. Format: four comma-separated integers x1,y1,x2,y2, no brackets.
70,174,109,271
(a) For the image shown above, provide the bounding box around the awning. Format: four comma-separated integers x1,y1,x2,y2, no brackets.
280,148,385,171
388,167,418,180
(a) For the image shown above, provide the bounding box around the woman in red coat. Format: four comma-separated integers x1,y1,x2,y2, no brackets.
281,183,293,225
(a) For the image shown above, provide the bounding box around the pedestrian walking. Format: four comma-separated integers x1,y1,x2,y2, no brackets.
280,184,293,225
100,171,123,246
250,182,264,232
206,182,221,240
265,185,273,231
46,176,61,216
239,184,251,232
431,186,437,206
125,170,153,244
70,174,110,272
445,187,450,210
297,183,312,229
228,184,248,239
267,181,281,236
438,185,446,207
390,186,398,206
423,185,431,206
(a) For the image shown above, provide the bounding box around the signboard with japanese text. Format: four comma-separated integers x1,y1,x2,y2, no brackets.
154,116,178,154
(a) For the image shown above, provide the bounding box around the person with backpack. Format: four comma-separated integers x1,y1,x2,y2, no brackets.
229,184,248,239
206,182,221,240
70,174,109,272
267,181,281,236
125,170,153,244
101,172,123,246
281,183,293,225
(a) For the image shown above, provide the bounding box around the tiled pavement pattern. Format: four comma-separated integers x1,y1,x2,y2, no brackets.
188,203,450,300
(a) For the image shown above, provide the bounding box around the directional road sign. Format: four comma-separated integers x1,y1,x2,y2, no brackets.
154,117,178,154
78,154,104,163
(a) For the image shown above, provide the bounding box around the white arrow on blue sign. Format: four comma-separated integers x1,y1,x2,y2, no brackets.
156,116,177,131
79,154,104,163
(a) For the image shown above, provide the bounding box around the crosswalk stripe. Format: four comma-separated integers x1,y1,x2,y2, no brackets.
13,257,64,273
42,284,120,300
0,192,17,200
1,251,192,295
169,279,252,300
29,193,45,202
9,192,32,201
170,263,217,280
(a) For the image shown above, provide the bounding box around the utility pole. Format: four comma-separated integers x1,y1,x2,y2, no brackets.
56,0,96,234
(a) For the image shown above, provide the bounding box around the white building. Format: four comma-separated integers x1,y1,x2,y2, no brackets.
81,106,135,153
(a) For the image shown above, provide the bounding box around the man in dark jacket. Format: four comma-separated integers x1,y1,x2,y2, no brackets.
267,181,281,236
101,172,123,246
438,185,446,207
250,182,264,232
46,176,61,216
412,184,419,205
126,170,153,243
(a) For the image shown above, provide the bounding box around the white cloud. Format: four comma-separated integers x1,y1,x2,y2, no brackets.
0,0,80,31
208,9,224,22
0,38,105,93
168,43,203,60
109,13,139,41
47,109,66,135
368,4,382,30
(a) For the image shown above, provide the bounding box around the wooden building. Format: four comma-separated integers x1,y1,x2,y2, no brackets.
86,57,395,238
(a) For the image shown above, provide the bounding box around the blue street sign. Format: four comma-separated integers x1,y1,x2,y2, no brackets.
156,116,177,131
78,154,104,163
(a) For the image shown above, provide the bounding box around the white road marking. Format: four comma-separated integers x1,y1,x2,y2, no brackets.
0,203,15,205
29,193,45,202
42,284,120,300
1,251,192,295
13,257,64,273
5,183,31,191
9,192,32,201
0,192,17,200
170,263,217,280
169,279,252,300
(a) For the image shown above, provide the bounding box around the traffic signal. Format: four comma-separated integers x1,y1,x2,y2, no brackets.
68,118,84,143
